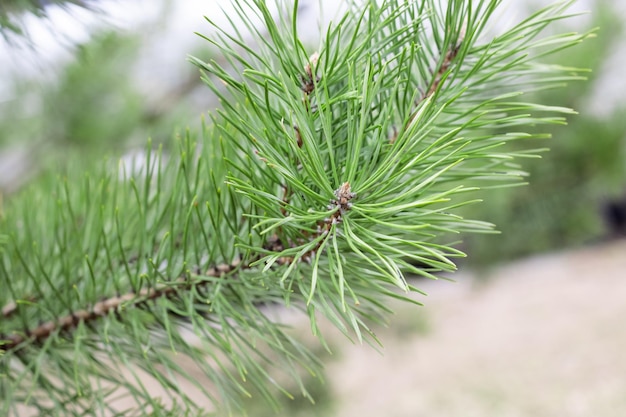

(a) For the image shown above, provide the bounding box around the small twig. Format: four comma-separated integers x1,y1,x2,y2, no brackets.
423,41,462,101
293,124,303,148
300,52,320,113
278,182,356,265
300,52,320,95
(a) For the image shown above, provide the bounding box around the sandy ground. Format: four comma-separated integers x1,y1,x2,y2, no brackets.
325,239,626,417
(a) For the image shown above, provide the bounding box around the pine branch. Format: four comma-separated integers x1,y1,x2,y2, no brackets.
0,0,591,415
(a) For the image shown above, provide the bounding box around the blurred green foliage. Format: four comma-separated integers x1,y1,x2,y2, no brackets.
237,363,336,417
460,2,626,265
0,0,92,37
0,28,196,190
39,31,145,149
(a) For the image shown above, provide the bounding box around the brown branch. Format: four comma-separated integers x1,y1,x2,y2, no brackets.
423,40,462,101
0,258,243,352
0,192,356,354
1,226,315,353
390,32,465,144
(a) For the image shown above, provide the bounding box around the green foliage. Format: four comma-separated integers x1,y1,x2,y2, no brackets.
0,30,188,151
0,29,196,195
1,32,141,149
238,369,335,417
0,0,589,415
460,1,625,264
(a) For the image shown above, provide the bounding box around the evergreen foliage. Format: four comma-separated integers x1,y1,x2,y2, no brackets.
460,2,625,263
1,32,144,150
0,0,589,415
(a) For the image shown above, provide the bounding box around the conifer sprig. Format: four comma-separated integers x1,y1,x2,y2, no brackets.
0,0,589,414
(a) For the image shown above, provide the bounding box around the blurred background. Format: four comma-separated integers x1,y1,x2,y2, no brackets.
1,1,625,416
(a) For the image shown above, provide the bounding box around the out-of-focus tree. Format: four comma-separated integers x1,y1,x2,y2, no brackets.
0,0,93,38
